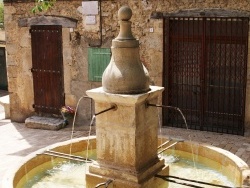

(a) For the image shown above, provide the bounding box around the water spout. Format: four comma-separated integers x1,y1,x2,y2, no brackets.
95,104,117,116
146,103,188,129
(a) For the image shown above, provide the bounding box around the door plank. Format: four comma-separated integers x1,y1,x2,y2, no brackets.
30,25,64,114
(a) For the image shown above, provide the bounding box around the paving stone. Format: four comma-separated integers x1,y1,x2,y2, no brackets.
25,115,65,130
229,147,238,154
235,148,245,157
221,140,228,145
224,144,233,150
243,143,250,147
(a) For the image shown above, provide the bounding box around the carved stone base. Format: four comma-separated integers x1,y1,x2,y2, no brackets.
86,164,169,188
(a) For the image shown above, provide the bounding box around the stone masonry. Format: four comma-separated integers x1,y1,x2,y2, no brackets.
3,0,250,135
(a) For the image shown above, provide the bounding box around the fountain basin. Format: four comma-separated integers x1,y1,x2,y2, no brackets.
3,136,250,187
159,137,250,187
3,136,96,188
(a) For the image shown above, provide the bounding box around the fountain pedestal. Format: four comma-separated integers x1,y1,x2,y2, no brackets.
86,86,168,188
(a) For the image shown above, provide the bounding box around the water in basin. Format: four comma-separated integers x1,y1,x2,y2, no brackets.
17,149,237,188
163,149,237,187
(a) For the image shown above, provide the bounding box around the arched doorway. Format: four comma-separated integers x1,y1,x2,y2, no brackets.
19,16,77,115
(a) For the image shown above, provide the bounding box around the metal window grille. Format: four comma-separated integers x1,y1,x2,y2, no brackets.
163,17,249,135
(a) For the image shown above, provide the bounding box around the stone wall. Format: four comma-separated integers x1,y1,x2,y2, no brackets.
3,0,250,134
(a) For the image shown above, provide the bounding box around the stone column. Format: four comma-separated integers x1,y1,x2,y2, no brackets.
86,86,168,188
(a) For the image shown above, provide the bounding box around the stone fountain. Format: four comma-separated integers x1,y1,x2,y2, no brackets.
86,5,168,188
3,5,250,188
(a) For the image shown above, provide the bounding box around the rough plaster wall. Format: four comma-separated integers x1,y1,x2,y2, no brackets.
3,0,250,133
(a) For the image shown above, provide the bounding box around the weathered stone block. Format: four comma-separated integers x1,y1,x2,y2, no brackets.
86,86,165,187
4,6,16,15
25,116,65,130
6,43,19,55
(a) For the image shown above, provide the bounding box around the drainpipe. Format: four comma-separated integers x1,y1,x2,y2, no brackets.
99,0,102,47
89,0,102,47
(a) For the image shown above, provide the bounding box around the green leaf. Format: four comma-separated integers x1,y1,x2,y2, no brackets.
38,6,43,12
31,7,37,13
32,0,56,13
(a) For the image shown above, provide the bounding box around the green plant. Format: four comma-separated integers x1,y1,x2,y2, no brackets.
31,0,56,13
0,2,4,27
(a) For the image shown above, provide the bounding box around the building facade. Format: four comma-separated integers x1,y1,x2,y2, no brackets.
3,0,250,136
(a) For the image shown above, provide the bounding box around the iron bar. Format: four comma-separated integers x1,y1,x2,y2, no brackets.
242,18,249,135
158,178,203,188
229,18,233,131
37,150,93,163
95,179,113,188
181,17,184,128
191,17,194,127
37,153,87,162
217,17,222,133
95,105,117,116
200,17,205,130
233,19,238,133
155,175,240,188
158,141,178,155
194,18,199,129
211,17,216,132
157,139,172,149
46,150,93,161
147,103,179,111
223,19,227,131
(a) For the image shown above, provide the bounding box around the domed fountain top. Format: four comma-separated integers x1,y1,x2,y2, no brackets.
102,5,150,94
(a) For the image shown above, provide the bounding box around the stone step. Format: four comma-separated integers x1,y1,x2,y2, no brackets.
25,116,65,130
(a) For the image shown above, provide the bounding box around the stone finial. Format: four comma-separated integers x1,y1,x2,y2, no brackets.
115,5,135,41
102,6,150,94
118,5,132,21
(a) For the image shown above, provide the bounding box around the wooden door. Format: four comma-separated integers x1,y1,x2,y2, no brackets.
163,17,248,135
30,25,64,114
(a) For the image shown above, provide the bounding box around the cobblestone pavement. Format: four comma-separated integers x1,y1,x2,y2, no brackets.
160,127,250,166
1,118,250,187
0,119,95,188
